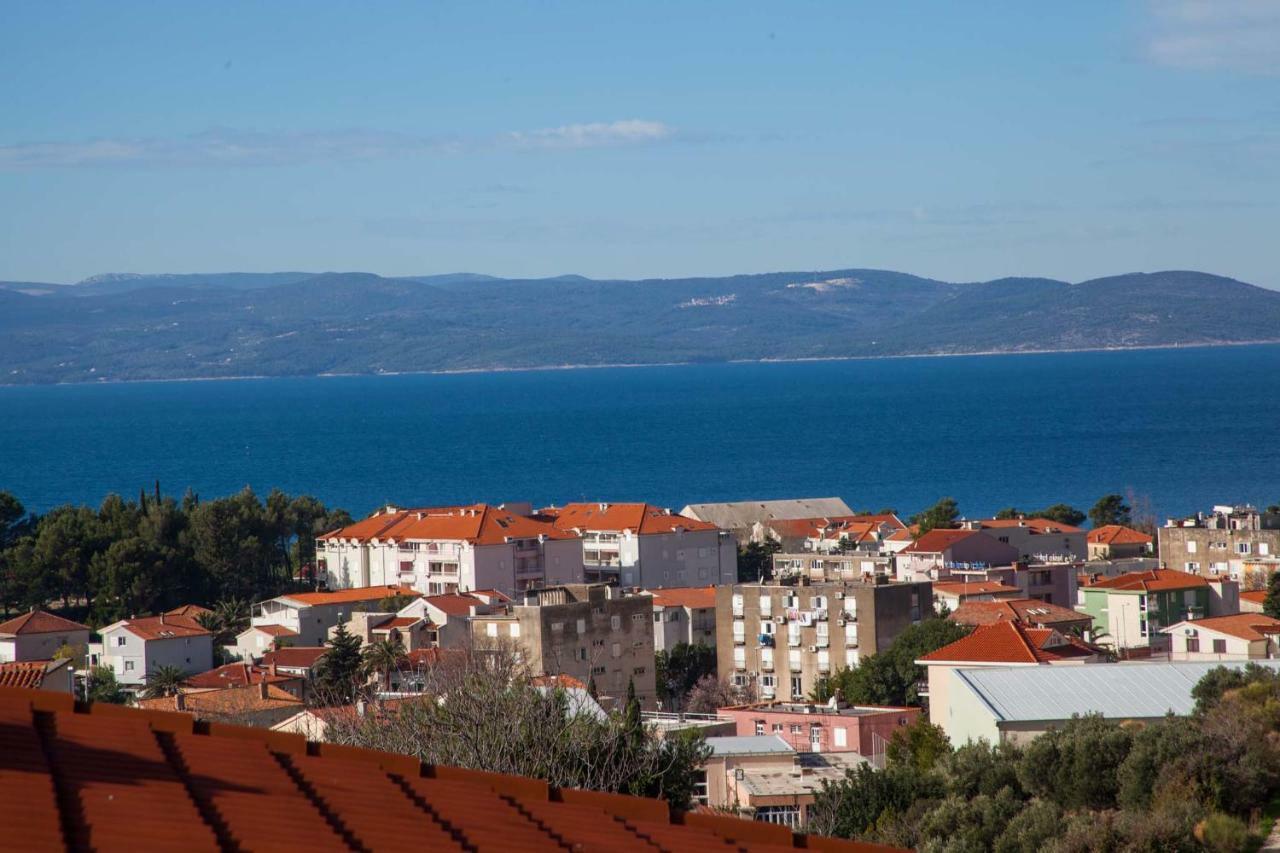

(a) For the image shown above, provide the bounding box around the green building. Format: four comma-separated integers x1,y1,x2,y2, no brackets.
1079,569,1212,650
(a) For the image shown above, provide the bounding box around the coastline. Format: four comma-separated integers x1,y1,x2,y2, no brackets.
4,337,1280,389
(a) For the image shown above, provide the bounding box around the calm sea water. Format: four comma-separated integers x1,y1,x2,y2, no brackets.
1,346,1278,520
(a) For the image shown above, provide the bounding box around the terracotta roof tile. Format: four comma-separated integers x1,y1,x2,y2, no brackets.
106,613,209,640
1242,590,1269,605
243,623,299,637
950,598,1093,629
321,504,576,546
549,502,720,535
0,660,58,689
919,621,1099,664
979,517,1084,534
647,586,717,609
1166,613,1280,642
1087,525,1153,545
184,662,300,690
278,585,419,607
261,646,329,669
931,581,1022,597
1086,569,1208,592
164,604,213,618
901,528,979,553
0,610,89,636
0,685,905,852
423,593,486,616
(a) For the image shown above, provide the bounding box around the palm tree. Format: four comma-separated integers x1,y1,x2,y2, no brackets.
142,664,188,699
362,635,407,690
215,598,250,638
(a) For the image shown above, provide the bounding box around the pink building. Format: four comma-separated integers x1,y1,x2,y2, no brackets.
897,529,1020,582
717,700,920,756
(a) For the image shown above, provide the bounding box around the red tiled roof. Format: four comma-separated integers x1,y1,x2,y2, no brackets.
766,516,878,543
531,674,588,690
1167,613,1280,641
0,661,57,689
261,647,329,669
164,604,213,618
931,581,1022,597
372,616,424,630
919,621,1098,664
648,586,717,609
137,683,302,715
108,614,209,640
183,662,299,690
279,585,419,607
320,504,576,545
0,687,905,852
1086,569,1208,592
950,598,1093,629
979,518,1084,534
549,502,720,535
885,526,917,542
1087,525,1153,545
901,528,978,553
0,610,89,636
244,624,299,637
1242,590,1269,605
423,594,485,617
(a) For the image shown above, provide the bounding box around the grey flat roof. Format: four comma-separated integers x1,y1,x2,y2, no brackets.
955,660,1280,723
680,498,854,530
705,735,794,756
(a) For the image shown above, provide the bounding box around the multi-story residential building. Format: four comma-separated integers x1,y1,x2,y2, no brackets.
949,598,1094,635
1087,525,1154,560
1159,504,1280,581
0,610,90,662
1078,569,1238,651
896,529,1020,582
772,552,896,584
1162,614,1280,661
930,580,1023,612
753,514,906,555
716,700,919,756
98,614,214,687
316,504,583,596
542,502,736,588
395,590,507,648
943,561,1079,608
679,497,855,544
469,583,658,709
251,585,417,647
716,578,931,702
968,518,1086,562
647,587,717,652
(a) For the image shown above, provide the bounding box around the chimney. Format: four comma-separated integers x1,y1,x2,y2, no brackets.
174,692,185,711
259,670,270,699
270,662,278,677
159,614,166,625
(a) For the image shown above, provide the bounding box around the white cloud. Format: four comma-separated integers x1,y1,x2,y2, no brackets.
1145,0,1280,74
505,119,674,149
0,120,675,170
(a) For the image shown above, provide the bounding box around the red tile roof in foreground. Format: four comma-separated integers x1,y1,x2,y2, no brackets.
1086,525,1153,545
0,660,59,689
0,686,902,852
0,610,89,636
919,621,1099,665
1242,590,1269,605
1086,568,1208,593
548,502,720,535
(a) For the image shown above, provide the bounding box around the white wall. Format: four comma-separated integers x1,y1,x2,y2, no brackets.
100,627,213,686
0,629,89,663
632,530,736,588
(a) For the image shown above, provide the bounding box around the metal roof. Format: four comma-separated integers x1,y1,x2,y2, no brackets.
705,735,795,756
955,659,1280,723
679,498,854,531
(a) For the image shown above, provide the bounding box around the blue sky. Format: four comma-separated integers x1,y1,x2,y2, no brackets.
2,1,1278,287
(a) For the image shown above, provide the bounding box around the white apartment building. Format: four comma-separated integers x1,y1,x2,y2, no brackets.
97,614,213,687
646,586,718,652
316,504,583,596
543,502,737,588
251,585,417,647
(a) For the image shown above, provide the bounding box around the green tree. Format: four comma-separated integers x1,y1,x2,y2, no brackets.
655,642,717,710
313,621,364,704
885,717,952,773
86,665,127,704
142,663,188,699
910,498,960,535
737,540,779,582
1089,494,1132,528
1016,715,1133,811
1263,571,1280,619
361,634,407,689
808,763,945,841
1029,504,1086,527
819,619,969,706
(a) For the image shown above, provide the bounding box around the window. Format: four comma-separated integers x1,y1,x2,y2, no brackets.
124,661,135,671
1186,637,1200,653
508,623,521,638
754,720,765,736
790,724,802,735
1261,543,1272,556
772,723,784,733
1238,543,1252,555
833,727,847,748
633,666,646,676
1213,639,1227,654
486,623,498,637
790,675,803,698
632,613,645,623
758,595,772,616
577,619,586,634
1186,562,1200,572
653,612,661,622
733,647,746,669
1187,541,1198,553
115,636,127,646
610,615,621,630
753,806,801,828
611,643,621,658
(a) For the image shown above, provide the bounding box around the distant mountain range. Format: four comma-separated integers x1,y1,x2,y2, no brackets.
2,268,1279,385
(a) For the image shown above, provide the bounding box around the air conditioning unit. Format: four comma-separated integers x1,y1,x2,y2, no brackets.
834,591,844,599
837,618,846,626
774,615,786,623
1183,628,1196,636
808,645,819,653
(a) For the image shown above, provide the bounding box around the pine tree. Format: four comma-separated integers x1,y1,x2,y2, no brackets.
314,621,364,704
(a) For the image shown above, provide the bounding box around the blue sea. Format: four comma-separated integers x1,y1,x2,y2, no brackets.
1,345,1278,520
